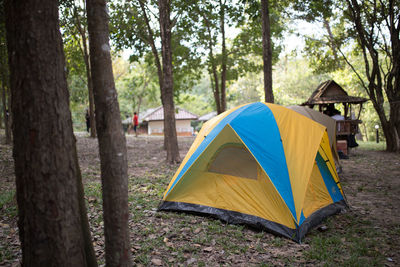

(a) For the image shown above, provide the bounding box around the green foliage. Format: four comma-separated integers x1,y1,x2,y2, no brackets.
228,71,263,108
272,54,330,106
305,215,385,266
176,74,215,116
114,58,161,118
59,0,91,131
236,0,287,66
109,0,203,97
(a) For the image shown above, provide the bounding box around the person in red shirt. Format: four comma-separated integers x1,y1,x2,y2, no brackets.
133,112,139,137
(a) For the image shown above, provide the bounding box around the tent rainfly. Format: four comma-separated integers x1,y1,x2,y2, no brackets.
159,102,348,242
287,105,341,168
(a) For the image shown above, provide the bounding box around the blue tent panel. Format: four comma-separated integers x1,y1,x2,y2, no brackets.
230,103,297,221
315,153,344,203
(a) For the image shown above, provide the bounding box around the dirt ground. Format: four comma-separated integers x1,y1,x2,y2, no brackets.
0,133,399,266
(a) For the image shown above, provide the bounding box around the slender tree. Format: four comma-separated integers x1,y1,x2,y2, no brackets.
110,0,203,162
61,1,96,137
158,0,180,163
5,0,97,265
261,0,274,103
193,1,231,114
86,0,132,265
0,2,11,144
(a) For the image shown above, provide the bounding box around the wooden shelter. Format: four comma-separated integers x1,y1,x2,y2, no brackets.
302,80,368,154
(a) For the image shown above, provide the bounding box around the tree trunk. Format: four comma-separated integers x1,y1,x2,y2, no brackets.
6,89,11,143
159,0,180,163
82,32,96,138
5,0,96,265
0,34,11,144
346,0,399,152
83,48,95,137
261,0,274,103
362,123,368,141
322,18,342,69
74,5,96,138
200,9,222,114
86,0,132,266
219,0,227,112
1,83,11,144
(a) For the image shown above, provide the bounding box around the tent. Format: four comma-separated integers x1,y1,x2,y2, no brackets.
159,102,347,242
287,105,341,168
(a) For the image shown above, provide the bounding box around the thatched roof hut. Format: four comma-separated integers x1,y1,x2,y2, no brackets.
302,80,368,106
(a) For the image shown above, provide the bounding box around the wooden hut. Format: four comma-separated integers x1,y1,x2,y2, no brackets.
302,80,368,155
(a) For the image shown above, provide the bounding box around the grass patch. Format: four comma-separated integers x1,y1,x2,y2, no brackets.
305,214,386,266
357,141,386,151
0,190,17,218
0,244,14,263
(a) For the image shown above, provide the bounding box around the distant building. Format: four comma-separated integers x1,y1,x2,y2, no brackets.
198,111,217,122
139,106,198,136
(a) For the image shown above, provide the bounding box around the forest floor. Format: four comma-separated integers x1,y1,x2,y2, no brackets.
0,132,399,266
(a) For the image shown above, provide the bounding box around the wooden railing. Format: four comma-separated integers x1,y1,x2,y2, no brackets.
336,119,361,135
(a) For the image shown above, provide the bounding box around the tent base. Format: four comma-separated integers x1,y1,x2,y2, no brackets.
158,200,348,243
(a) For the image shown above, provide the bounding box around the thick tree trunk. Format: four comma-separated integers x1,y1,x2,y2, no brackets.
5,0,95,265
388,101,400,151
86,0,132,266
261,0,274,103
159,0,180,163
219,0,227,112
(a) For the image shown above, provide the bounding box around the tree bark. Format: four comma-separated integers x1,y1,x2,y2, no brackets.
5,0,96,265
86,0,132,266
219,0,227,111
159,0,180,163
261,0,274,103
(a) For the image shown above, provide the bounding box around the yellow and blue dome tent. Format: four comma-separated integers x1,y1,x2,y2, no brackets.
159,102,347,242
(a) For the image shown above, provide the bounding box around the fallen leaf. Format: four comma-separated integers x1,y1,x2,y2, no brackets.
187,258,197,265
203,247,213,252
151,258,162,266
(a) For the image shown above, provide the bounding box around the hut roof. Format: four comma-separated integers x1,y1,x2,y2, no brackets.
302,80,368,105
141,106,198,121
198,111,217,121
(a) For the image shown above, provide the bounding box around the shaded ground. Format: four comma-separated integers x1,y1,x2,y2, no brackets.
0,132,399,266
